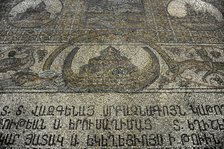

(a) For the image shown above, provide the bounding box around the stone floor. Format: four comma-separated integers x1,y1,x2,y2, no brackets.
0,0,224,148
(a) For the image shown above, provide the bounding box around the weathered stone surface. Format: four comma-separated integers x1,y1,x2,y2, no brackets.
0,0,223,148
1,93,224,148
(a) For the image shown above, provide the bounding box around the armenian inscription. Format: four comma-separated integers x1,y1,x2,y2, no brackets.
0,93,224,148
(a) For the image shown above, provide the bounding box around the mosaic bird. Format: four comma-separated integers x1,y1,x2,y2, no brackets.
0,47,35,73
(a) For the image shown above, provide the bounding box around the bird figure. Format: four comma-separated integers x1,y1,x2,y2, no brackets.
0,47,35,73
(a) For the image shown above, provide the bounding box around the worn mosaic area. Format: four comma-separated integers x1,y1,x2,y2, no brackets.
0,0,223,92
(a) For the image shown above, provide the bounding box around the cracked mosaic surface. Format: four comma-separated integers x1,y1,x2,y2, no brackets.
0,1,224,149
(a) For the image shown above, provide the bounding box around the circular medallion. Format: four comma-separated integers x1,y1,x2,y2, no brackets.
7,0,63,28
167,0,224,31
42,31,162,92
62,45,160,92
